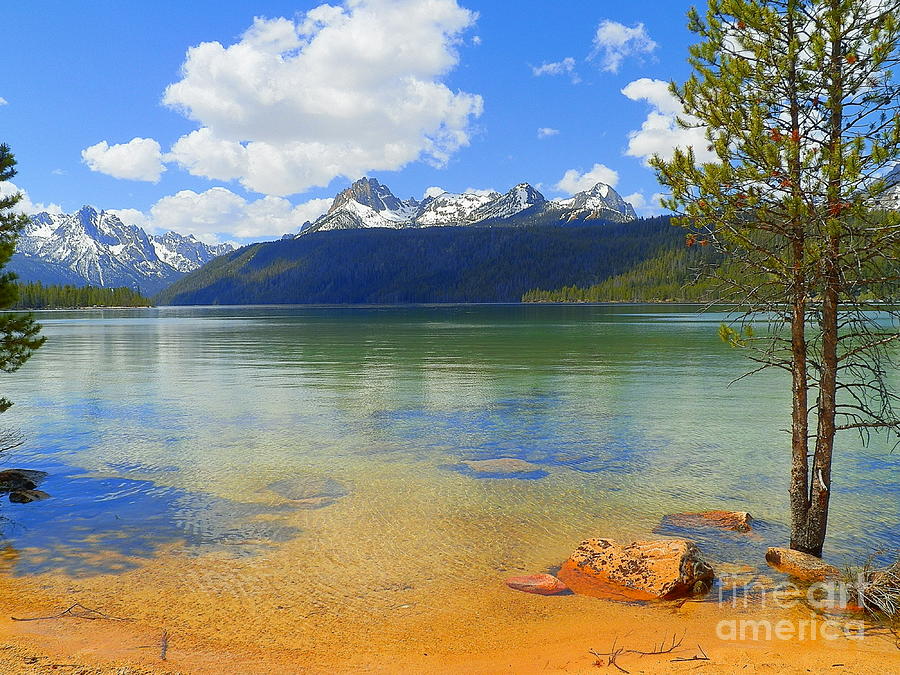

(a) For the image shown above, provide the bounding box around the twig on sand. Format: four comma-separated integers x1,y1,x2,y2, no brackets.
11,602,130,622
632,633,685,656
590,634,694,672
672,644,710,663
160,629,169,661
590,637,629,673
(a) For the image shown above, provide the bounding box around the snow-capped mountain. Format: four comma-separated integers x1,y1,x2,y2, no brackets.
878,165,900,210
469,183,547,221
298,177,637,236
11,206,234,295
150,230,233,273
550,182,638,222
416,190,501,226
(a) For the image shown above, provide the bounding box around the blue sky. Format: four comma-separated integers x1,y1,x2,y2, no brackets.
2,0,704,242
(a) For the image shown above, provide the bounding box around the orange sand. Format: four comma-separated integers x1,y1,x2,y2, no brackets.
1,551,899,674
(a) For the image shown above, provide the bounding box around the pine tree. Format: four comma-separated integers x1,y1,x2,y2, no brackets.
655,0,900,556
0,144,45,414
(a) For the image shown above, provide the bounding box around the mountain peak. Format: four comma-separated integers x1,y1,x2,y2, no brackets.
555,182,637,222
76,205,100,219
329,177,412,214
584,182,611,198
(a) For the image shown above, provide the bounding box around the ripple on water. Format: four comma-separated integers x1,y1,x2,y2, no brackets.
0,462,304,577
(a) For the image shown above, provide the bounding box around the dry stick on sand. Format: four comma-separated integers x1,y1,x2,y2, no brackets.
590,634,691,673
590,637,629,673
671,644,710,663
160,630,169,661
11,603,130,622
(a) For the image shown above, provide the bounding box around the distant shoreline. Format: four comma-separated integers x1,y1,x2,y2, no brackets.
4,305,155,311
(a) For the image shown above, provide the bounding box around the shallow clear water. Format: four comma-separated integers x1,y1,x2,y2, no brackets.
0,304,897,579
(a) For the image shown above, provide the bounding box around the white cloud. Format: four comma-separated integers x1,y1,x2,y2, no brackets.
81,137,166,182
424,186,446,199
472,35,482,46
590,20,657,73
532,57,576,77
118,188,332,242
531,57,580,83
623,191,667,217
160,2,482,196
537,127,560,139
0,97,7,106
621,78,680,114
554,163,620,195
621,78,716,166
0,181,63,215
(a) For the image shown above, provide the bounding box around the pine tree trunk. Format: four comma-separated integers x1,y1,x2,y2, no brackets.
790,0,843,557
785,0,815,555
788,246,812,552
801,250,839,557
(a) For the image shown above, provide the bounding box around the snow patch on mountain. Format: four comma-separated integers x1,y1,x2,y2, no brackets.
415,191,501,226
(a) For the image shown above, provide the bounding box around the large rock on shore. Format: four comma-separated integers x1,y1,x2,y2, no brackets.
765,547,840,581
558,538,715,601
505,574,569,596
660,510,753,533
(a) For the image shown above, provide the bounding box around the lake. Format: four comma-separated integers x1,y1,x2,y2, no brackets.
0,305,897,667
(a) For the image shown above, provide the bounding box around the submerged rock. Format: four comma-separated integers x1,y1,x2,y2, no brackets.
505,574,569,596
267,476,348,509
459,458,544,476
0,469,48,492
558,538,715,601
661,510,754,533
8,489,50,504
765,547,840,581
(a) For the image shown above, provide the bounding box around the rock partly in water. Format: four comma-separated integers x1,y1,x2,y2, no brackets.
765,547,840,581
505,574,569,596
458,458,546,478
558,538,715,601
661,510,753,533
0,469,48,492
8,489,50,504
268,476,348,509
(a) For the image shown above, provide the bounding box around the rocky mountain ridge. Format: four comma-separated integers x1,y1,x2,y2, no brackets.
12,206,234,295
298,177,638,236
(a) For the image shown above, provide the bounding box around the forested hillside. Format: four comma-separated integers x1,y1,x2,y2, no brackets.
523,247,722,303
156,217,681,305
13,282,151,309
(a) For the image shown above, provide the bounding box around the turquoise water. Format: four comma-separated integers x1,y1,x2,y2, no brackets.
0,304,896,579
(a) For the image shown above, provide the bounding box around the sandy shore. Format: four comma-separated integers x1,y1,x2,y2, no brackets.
1,461,897,673
2,553,899,674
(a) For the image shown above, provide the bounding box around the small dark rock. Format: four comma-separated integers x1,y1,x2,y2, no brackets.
0,469,48,492
9,489,51,504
